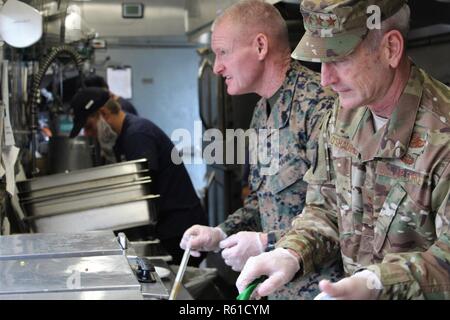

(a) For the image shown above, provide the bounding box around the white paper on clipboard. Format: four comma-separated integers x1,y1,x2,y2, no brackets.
106,67,132,99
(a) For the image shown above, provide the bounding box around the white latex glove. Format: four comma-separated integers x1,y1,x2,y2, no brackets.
236,247,300,297
219,231,265,272
179,225,226,257
317,270,383,300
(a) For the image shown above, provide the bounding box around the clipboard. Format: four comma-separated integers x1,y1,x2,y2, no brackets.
106,66,132,99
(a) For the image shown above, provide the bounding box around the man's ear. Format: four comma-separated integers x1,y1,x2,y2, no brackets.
98,107,110,120
254,33,268,60
382,29,404,68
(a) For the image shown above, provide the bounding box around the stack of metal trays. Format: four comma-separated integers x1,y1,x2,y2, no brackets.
17,159,159,233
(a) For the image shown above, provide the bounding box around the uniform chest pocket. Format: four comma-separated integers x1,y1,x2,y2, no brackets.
373,184,406,253
373,183,435,254
333,157,355,235
267,157,308,194
334,157,352,195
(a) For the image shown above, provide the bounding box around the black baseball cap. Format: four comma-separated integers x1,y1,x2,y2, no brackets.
84,74,109,89
69,87,110,138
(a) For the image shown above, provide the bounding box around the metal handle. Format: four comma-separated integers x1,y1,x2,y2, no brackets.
118,232,127,250
168,244,191,300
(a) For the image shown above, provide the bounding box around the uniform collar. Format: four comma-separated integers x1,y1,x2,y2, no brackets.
334,65,424,161
263,60,302,130
115,113,131,146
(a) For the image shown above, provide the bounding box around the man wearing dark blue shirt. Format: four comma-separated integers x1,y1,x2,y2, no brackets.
70,87,207,265
84,74,139,116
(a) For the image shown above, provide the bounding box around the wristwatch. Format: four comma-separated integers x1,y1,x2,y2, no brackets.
265,231,276,252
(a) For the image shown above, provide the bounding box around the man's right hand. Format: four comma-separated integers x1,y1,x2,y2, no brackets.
179,225,226,257
236,248,300,297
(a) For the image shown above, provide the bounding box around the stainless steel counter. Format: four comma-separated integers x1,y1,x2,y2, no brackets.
0,290,144,300
0,231,122,260
0,231,180,300
0,255,141,294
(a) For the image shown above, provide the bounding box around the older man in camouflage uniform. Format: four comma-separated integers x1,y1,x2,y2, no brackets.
237,0,450,299
180,0,342,299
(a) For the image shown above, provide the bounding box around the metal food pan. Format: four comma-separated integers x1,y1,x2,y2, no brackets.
19,171,150,200
17,159,149,193
23,183,155,218
27,195,159,233
22,179,152,211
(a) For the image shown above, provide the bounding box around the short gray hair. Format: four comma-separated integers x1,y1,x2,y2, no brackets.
212,0,289,50
364,4,411,51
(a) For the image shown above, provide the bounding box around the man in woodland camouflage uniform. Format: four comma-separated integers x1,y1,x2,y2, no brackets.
237,0,450,299
180,0,342,299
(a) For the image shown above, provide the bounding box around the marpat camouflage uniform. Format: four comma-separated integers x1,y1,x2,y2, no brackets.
278,65,450,299
219,60,343,299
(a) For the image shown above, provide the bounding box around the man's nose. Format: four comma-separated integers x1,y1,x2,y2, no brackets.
321,63,337,88
213,58,224,75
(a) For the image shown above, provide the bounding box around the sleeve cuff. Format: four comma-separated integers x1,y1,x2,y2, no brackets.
276,235,315,276
214,227,228,241
362,263,416,300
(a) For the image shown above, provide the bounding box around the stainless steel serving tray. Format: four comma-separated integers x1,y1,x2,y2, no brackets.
18,171,150,200
22,179,153,216
17,159,149,193
25,195,159,233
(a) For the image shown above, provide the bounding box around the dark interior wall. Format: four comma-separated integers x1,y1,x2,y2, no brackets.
408,43,450,85
407,0,450,85
408,0,450,30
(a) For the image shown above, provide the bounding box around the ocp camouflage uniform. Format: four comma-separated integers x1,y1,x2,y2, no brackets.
218,60,343,299
278,65,450,299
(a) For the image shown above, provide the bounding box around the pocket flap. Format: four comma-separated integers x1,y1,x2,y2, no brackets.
267,158,308,194
373,183,407,253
